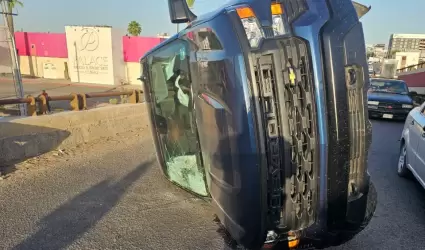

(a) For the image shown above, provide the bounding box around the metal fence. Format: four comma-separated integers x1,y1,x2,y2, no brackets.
0,90,143,116
396,61,425,73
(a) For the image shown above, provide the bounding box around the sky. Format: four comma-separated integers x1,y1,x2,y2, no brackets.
9,0,425,45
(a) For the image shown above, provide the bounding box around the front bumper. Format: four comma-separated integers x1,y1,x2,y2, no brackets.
368,107,411,120
245,36,375,248
263,181,377,250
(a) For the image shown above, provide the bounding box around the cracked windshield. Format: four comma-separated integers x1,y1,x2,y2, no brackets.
1,0,425,250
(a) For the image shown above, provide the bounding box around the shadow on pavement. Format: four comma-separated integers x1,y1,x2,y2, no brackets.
0,122,71,176
12,159,154,250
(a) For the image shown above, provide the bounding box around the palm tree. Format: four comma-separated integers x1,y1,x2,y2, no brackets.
6,0,23,35
127,21,141,36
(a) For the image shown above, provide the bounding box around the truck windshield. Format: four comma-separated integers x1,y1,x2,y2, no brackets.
369,80,409,95
147,40,208,196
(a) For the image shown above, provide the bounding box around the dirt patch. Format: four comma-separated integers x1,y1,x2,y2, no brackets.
0,127,153,180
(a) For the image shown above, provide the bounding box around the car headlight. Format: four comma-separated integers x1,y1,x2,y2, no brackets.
402,104,413,109
368,101,379,105
240,17,264,47
236,3,286,47
272,14,286,36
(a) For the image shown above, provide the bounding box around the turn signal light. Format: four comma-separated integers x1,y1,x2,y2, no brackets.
271,3,283,15
236,7,256,19
288,231,300,249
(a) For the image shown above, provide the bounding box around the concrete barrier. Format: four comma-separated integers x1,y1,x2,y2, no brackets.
0,103,149,166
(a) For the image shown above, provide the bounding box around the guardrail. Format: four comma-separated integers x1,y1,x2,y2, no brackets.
397,61,425,73
0,90,143,116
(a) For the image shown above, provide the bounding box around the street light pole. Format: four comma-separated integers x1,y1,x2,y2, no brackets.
1,0,26,116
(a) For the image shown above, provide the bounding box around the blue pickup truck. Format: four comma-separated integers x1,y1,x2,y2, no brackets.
140,0,377,249
368,78,416,120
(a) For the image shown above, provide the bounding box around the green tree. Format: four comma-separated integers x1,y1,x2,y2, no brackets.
6,0,23,35
127,21,142,36
366,51,375,59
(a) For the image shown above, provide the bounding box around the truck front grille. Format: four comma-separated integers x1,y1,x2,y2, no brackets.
252,37,318,230
254,55,284,227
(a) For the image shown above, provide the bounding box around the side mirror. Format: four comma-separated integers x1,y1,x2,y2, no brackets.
167,0,197,24
409,91,418,96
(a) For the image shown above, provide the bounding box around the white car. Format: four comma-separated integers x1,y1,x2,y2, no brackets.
398,102,425,188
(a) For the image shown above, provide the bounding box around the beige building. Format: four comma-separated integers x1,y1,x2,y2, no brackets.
388,34,425,60
395,51,420,70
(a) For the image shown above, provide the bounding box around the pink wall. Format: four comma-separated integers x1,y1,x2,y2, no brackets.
398,71,425,88
14,32,165,63
123,36,165,62
15,32,68,58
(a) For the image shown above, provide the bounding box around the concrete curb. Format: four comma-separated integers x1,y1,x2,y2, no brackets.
0,103,149,166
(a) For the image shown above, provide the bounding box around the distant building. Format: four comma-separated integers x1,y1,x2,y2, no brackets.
157,33,170,39
394,51,421,70
388,34,425,59
372,44,387,59
366,44,374,54
366,44,387,62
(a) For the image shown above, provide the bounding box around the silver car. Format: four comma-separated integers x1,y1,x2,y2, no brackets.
398,102,425,187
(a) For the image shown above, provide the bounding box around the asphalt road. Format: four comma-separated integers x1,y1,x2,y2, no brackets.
0,119,425,250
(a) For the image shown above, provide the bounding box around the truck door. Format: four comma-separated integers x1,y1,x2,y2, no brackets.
412,105,425,182
144,39,208,196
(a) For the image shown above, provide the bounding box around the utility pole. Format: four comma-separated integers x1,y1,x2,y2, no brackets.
1,0,26,116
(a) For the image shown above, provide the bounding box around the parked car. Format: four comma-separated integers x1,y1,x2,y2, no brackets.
398,102,425,188
368,64,374,77
368,78,416,120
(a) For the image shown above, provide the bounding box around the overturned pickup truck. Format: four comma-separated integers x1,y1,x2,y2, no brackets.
139,0,376,249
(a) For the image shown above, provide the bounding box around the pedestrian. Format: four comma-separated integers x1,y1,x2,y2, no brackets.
41,90,51,113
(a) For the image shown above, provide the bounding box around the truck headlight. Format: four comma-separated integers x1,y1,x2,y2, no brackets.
240,17,264,47
272,15,286,36
271,3,286,36
402,104,413,109
236,3,286,47
236,7,264,48
367,101,379,105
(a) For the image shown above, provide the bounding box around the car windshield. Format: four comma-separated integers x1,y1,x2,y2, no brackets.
369,80,409,95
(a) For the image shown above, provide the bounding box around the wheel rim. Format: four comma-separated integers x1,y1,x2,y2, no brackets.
398,145,407,173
